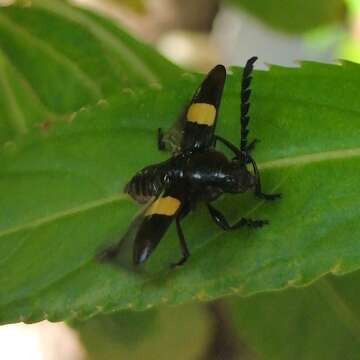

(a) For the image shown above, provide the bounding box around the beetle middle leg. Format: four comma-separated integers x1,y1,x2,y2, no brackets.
214,135,241,157
215,135,256,163
207,203,268,230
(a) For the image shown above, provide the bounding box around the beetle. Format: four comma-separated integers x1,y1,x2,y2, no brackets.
100,57,280,268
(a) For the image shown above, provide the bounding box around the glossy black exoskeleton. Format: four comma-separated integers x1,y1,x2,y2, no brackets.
101,57,280,268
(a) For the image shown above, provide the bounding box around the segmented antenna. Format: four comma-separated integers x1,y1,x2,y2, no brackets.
240,56,257,151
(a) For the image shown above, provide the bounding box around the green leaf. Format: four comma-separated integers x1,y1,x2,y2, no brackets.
72,304,211,360
227,271,360,359
0,0,180,143
1,59,360,324
228,0,346,33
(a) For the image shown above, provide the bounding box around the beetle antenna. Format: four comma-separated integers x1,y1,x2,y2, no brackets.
240,56,257,152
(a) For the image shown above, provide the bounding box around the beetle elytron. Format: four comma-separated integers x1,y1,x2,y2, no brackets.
100,57,280,268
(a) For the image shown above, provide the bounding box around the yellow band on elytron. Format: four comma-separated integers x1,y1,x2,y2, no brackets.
187,103,216,126
146,196,181,216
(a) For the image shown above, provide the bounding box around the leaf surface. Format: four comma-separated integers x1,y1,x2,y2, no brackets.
1,58,360,324
0,0,179,143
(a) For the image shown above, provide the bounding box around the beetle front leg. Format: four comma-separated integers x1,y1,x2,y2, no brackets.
207,203,268,230
248,155,281,201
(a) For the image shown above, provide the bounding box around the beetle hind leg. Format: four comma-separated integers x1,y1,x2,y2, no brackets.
171,214,190,267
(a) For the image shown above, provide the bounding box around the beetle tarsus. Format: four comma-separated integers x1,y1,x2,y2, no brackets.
171,255,189,268
256,192,281,201
234,217,268,228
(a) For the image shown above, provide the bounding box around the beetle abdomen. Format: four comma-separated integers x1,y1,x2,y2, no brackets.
124,164,166,203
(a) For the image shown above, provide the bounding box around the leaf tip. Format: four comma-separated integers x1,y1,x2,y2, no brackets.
330,260,343,275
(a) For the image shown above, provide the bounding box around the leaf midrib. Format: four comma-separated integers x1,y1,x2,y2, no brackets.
259,147,360,170
1,145,359,240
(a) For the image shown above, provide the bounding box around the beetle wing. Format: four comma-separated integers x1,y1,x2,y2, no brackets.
99,185,184,269
161,65,226,154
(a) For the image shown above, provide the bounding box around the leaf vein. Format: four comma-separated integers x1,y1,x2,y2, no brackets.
0,13,103,100
32,0,161,86
259,147,360,170
0,47,55,119
0,193,128,239
0,50,27,135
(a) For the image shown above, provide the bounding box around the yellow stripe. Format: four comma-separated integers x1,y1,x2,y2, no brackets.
187,103,216,126
146,196,181,216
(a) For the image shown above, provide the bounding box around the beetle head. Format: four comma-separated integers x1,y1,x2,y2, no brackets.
223,157,256,193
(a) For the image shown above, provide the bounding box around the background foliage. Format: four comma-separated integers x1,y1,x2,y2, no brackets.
229,0,346,33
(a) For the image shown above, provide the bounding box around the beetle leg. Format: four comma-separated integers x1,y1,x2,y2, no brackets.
245,138,259,153
248,155,281,201
256,192,281,200
214,135,241,157
97,244,119,263
207,203,268,230
157,128,166,151
171,214,190,267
